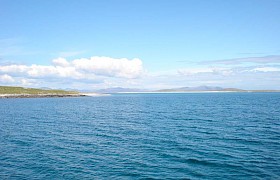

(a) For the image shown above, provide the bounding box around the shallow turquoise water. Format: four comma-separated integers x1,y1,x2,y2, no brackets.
0,93,279,179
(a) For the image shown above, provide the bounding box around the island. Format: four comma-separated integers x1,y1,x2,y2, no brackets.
0,86,86,98
95,86,280,93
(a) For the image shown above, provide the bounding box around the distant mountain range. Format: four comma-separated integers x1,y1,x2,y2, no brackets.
95,86,247,93
156,86,245,92
1,86,279,95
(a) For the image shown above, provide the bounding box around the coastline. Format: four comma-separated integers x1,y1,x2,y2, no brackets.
116,91,242,94
0,94,87,98
81,93,111,97
1,91,279,98
116,90,280,94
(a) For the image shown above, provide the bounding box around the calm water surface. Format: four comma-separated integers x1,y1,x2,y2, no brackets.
0,93,279,179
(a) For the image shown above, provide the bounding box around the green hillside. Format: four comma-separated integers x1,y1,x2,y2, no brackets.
0,86,79,95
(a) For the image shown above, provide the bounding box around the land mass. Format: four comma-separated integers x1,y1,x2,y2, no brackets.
96,86,280,93
0,86,86,98
155,86,246,92
1,85,280,98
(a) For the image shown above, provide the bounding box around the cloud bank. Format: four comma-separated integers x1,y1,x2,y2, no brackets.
0,56,144,87
1,54,280,90
140,55,280,90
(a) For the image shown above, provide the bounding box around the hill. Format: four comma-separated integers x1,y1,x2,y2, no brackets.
0,86,79,95
156,86,246,92
0,86,85,98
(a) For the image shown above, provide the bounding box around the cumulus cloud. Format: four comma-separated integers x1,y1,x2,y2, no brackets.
52,58,70,67
0,64,83,79
72,56,143,78
0,56,144,88
0,74,15,83
2,54,280,90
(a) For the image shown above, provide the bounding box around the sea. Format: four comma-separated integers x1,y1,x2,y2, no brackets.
0,93,279,179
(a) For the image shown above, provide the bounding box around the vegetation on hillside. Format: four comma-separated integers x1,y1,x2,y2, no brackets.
0,86,79,95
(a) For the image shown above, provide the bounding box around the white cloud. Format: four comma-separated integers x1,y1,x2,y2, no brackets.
0,56,144,87
52,57,70,67
27,65,84,79
72,56,143,78
0,64,83,79
250,67,280,72
0,64,29,74
143,67,280,90
20,78,34,86
177,67,233,76
0,74,15,83
1,54,280,90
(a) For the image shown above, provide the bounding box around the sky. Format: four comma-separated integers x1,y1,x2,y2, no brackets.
0,0,280,90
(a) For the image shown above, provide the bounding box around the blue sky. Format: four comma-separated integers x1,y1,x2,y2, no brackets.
0,0,280,90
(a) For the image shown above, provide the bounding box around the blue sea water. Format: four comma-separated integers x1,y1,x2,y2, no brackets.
0,93,279,179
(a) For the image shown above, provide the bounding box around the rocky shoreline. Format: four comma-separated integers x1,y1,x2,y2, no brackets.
0,94,87,98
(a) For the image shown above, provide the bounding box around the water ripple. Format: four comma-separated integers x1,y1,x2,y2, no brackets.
0,93,279,179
